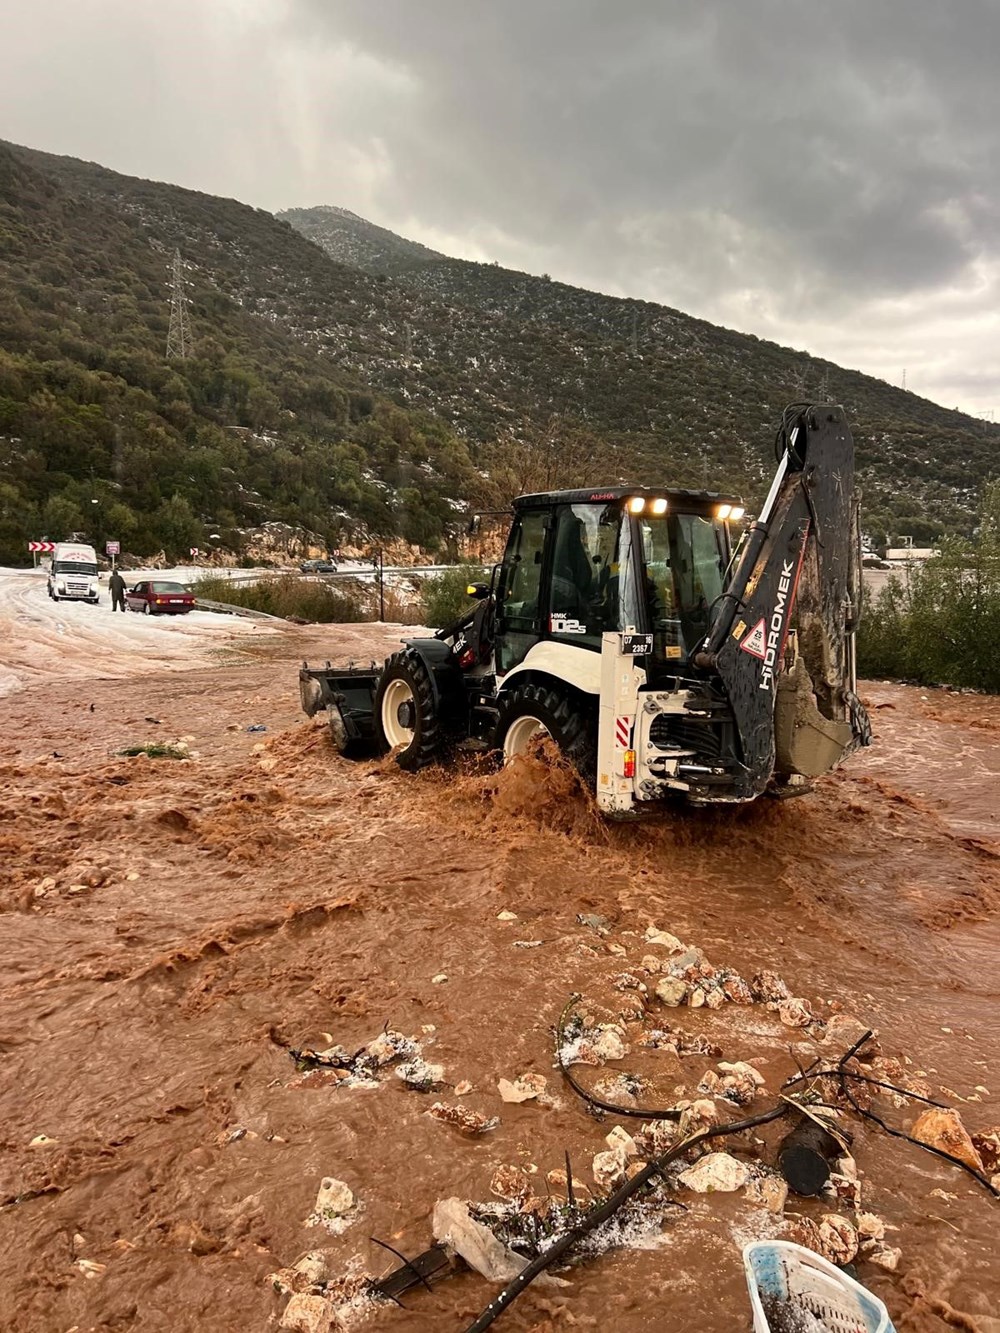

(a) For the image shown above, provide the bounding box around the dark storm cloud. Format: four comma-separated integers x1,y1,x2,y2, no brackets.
2,0,998,411
291,0,998,297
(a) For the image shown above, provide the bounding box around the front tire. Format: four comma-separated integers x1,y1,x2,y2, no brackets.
495,681,597,782
374,650,442,772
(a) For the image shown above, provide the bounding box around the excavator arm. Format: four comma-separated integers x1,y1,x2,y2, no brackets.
696,403,871,798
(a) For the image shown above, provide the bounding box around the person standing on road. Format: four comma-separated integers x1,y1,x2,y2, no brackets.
109,568,127,613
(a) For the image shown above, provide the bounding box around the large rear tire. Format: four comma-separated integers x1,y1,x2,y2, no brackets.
495,681,597,782
374,650,442,772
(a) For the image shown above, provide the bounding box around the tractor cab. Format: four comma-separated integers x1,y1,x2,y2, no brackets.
495,488,745,677
300,404,870,812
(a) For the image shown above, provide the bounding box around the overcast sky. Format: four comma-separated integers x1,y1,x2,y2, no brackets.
4,0,999,418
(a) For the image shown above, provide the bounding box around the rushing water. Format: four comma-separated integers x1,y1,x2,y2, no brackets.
1,640,998,1332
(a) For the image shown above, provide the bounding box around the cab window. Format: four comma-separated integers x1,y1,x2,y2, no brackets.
496,509,547,672
548,503,620,649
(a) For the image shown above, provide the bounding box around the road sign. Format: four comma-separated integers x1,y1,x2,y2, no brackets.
189,547,200,558
106,540,120,555
28,541,55,553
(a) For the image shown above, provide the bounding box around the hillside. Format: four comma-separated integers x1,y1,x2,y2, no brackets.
1,139,996,569
0,144,484,564
282,205,1000,543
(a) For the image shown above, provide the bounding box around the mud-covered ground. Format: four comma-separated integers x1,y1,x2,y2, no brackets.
1,609,999,1333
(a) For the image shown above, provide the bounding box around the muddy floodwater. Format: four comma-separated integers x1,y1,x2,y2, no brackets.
1,621,999,1333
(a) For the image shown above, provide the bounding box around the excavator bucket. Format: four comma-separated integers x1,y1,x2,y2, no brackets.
699,403,871,797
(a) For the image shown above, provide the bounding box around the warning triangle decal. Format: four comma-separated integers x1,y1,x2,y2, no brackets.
740,618,768,660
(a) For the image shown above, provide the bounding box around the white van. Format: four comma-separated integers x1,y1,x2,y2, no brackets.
47,542,100,603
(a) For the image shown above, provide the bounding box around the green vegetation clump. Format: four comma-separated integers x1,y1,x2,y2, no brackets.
193,573,365,623
859,483,1000,692
118,742,190,759
421,565,488,628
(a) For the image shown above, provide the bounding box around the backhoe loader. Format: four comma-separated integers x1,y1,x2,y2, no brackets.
299,403,871,812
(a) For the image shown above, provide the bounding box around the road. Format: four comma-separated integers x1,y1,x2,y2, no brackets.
0,568,280,698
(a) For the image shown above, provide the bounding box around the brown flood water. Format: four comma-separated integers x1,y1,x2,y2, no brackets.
1,628,999,1333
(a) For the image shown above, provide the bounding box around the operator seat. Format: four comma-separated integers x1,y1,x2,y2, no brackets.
550,515,594,621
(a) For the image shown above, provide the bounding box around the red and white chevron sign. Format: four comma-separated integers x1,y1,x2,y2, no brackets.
615,715,632,748
28,541,55,553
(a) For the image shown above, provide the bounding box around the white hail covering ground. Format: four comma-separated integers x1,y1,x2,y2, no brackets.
0,567,278,698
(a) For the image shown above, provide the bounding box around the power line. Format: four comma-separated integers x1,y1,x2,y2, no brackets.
165,248,190,360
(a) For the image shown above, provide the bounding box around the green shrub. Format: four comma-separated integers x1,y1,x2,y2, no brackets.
421,565,487,628
858,483,1000,691
193,573,365,623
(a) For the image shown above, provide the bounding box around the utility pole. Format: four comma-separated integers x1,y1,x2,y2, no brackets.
902,368,907,392
166,248,190,360
375,548,385,621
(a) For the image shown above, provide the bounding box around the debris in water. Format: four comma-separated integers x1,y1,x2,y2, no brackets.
822,1013,879,1052
605,1125,639,1158
972,1126,1000,1172
789,1212,859,1265
432,1197,556,1285
866,1243,902,1271
278,1292,334,1332
577,912,612,933
305,1177,355,1234
699,1060,765,1106
855,1210,886,1241
288,1026,422,1089
777,997,814,1028
678,1151,750,1193
759,1293,828,1332
73,1258,107,1279
777,1116,845,1196
592,1071,646,1105
497,1073,547,1103
592,1147,630,1189
654,977,689,1007
644,926,684,951
557,1014,629,1067
744,1169,789,1214
910,1106,985,1173
117,740,190,759
426,1102,499,1135
642,1026,721,1058
751,970,790,1003
490,1165,532,1201
395,1057,445,1091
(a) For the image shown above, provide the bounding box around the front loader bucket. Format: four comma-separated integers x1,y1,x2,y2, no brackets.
298,663,382,754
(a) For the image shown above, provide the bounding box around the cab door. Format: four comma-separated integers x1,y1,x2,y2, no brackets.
494,508,549,674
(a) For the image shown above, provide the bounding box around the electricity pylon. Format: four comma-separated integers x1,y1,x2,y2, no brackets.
165,248,190,359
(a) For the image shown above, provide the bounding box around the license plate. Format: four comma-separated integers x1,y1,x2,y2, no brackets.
621,633,653,655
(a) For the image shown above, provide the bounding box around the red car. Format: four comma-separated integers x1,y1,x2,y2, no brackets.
126,580,196,615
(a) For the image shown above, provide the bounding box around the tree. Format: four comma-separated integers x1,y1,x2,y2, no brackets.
153,492,200,556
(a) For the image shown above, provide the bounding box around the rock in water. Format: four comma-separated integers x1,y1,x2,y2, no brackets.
911,1107,985,1173
679,1152,749,1192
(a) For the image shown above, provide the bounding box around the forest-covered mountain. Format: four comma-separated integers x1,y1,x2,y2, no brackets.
0,143,485,564
0,138,996,566
282,205,1000,544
